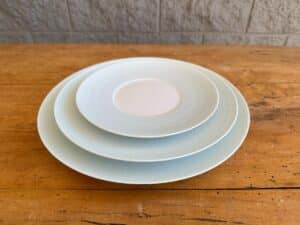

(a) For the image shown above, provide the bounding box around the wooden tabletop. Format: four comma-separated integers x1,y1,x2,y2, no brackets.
0,44,299,225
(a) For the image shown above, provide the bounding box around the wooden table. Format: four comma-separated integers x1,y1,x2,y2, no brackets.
0,45,299,225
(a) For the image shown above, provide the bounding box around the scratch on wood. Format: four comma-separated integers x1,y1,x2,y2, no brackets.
249,101,269,107
251,107,300,121
186,218,247,224
81,220,126,225
232,221,246,225
137,203,152,218
186,217,227,223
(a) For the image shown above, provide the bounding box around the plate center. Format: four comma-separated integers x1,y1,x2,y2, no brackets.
113,78,180,117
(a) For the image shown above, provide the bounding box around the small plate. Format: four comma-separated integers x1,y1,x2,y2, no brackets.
76,59,219,138
54,58,238,162
37,68,250,184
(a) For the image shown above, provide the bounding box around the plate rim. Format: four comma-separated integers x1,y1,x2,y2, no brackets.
37,58,250,184
53,58,239,162
75,58,220,138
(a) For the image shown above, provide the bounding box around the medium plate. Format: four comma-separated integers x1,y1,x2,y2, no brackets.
54,58,238,162
76,59,219,138
37,69,250,184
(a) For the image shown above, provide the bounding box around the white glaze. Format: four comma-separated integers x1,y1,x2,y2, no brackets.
113,79,180,117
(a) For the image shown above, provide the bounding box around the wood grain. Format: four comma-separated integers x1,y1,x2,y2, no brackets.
0,190,299,225
0,45,299,224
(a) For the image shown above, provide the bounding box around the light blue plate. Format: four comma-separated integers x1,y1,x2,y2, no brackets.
76,59,219,138
54,58,238,162
37,60,250,184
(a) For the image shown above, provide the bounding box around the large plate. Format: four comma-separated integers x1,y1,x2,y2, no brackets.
37,61,250,184
76,59,219,138
54,59,238,162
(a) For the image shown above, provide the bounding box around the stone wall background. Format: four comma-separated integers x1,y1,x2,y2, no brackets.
0,0,300,46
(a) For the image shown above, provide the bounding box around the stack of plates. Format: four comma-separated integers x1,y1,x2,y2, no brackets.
37,58,250,184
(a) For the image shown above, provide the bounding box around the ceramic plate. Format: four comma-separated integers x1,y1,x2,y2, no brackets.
54,59,238,162
37,69,250,184
76,59,219,138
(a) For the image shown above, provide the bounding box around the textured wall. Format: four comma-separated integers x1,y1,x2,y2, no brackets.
0,0,300,46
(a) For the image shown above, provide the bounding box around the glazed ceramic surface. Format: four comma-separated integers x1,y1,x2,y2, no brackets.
38,68,250,184
54,58,238,162
76,59,219,138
